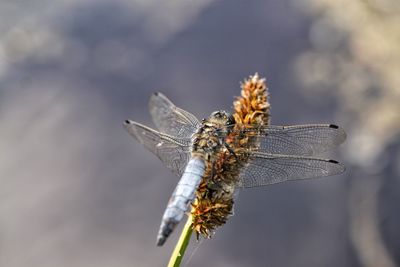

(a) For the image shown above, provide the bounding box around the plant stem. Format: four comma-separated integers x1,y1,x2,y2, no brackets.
167,215,193,267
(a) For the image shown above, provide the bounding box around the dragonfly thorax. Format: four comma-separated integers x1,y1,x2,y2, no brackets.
191,110,234,159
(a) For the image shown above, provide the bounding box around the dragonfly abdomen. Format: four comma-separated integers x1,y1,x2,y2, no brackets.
157,157,205,246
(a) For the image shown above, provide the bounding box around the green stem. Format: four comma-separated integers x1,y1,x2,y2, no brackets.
167,215,193,267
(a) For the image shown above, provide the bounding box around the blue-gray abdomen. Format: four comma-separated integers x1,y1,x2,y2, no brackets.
157,158,205,246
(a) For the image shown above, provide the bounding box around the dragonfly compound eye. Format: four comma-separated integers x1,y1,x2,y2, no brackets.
211,111,222,118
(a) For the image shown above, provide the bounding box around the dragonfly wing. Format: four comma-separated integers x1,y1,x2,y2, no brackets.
235,124,346,156
124,120,191,176
149,92,200,138
238,152,345,188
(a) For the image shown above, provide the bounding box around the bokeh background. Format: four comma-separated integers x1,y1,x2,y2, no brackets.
1,1,399,266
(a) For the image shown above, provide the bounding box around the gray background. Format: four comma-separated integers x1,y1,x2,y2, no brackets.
1,1,399,267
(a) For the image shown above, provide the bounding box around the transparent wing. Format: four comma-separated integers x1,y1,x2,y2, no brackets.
124,120,191,176
238,152,345,188
149,92,200,138
230,124,346,156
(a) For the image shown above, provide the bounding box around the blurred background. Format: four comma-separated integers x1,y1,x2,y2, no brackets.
0,0,399,266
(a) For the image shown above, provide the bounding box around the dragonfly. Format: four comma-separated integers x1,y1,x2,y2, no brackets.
124,92,346,246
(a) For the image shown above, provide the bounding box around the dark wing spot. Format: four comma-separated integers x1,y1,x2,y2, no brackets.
329,124,339,129
124,120,131,125
328,159,339,164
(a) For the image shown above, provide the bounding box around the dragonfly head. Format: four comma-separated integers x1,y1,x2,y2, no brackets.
209,110,235,126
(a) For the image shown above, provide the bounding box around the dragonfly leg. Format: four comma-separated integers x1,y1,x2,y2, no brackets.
224,141,238,160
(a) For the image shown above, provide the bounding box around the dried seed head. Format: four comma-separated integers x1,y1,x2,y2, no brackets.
234,73,270,126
